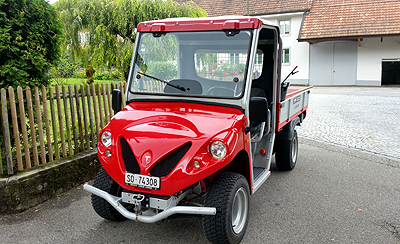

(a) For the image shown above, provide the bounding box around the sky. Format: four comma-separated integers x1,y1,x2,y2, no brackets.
47,0,58,4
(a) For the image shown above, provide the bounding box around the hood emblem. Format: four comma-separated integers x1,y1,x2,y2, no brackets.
142,152,152,164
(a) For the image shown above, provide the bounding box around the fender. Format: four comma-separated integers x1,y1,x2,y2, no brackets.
275,115,301,141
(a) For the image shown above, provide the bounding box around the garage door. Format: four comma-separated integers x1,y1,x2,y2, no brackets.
382,60,400,85
310,42,357,86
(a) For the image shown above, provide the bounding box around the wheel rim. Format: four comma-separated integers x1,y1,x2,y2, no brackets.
291,135,298,163
231,187,248,234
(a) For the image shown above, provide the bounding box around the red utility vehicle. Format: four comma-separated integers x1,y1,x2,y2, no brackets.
84,16,311,244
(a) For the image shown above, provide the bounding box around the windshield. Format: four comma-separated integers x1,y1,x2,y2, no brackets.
129,30,252,98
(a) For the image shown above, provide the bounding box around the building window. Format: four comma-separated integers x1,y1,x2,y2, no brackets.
256,52,263,64
253,50,263,79
279,20,291,35
282,48,290,65
230,53,240,64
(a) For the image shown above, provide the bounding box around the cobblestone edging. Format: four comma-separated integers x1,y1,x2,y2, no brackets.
0,151,101,214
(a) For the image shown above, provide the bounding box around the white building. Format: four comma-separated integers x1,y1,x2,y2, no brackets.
175,0,400,86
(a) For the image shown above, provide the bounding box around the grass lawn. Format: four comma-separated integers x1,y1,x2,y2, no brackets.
50,78,123,86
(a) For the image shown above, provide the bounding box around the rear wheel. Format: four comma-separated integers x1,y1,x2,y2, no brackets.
91,168,126,221
202,172,250,244
275,130,298,171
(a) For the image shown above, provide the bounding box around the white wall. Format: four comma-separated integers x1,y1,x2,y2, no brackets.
258,13,400,86
260,12,310,85
357,36,400,86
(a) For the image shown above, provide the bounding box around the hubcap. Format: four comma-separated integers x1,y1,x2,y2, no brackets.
291,135,298,163
231,187,248,234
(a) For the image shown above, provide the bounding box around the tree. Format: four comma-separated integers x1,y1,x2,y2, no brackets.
54,0,207,80
0,0,62,88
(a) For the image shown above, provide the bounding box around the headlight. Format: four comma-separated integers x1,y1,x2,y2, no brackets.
101,131,112,147
210,141,227,160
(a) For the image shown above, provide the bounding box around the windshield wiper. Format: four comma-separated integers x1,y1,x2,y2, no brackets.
137,72,186,92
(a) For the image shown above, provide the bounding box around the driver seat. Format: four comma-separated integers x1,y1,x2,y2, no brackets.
250,87,270,142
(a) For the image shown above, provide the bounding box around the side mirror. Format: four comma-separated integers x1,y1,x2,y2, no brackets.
280,81,290,102
112,89,122,114
249,97,269,122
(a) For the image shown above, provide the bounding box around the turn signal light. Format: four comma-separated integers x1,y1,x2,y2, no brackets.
105,150,112,158
193,160,201,169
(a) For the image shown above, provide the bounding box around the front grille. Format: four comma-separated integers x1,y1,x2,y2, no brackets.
150,142,192,177
120,137,140,174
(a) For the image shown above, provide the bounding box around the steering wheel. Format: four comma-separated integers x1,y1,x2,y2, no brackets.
206,86,235,96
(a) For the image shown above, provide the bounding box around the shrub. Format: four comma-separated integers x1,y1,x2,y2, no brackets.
72,70,86,79
0,0,62,88
49,58,76,80
93,72,111,81
146,62,177,81
110,70,122,80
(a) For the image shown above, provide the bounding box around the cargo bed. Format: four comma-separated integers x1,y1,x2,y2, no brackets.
277,86,312,130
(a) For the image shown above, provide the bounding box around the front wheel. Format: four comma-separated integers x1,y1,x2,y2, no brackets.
91,167,126,221
202,172,250,244
275,130,298,171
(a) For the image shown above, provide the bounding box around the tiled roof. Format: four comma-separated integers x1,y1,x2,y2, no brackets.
174,0,313,17
299,0,400,41
174,0,400,40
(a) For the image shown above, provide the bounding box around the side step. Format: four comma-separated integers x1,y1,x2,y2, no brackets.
252,167,271,194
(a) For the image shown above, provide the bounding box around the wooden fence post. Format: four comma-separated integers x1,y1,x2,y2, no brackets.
8,87,23,170
97,83,104,129
91,84,99,141
74,84,85,152
102,83,109,124
107,83,112,117
1,89,13,175
49,86,60,160
80,84,89,150
62,85,73,156
68,85,78,153
42,85,53,162
34,87,46,164
55,85,67,157
86,85,95,149
120,82,126,107
17,86,31,169
26,87,39,166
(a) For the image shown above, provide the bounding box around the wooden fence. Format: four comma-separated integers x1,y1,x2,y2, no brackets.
0,82,126,176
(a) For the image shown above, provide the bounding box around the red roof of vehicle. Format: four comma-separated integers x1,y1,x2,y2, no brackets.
137,16,276,32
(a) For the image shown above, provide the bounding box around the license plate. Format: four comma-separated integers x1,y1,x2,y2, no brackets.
125,173,160,190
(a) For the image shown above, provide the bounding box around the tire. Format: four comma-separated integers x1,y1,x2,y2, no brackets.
91,168,126,221
202,172,250,244
275,130,298,171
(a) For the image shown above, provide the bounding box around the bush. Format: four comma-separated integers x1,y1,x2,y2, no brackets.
110,70,122,80
214,62,246,80
72,70,86,79
49,59,76,79
0,0,62,88
93,72,110,81
146,62,177,81
92,71,124,81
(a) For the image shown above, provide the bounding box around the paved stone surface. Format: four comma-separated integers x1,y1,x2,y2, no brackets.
295,86,400,161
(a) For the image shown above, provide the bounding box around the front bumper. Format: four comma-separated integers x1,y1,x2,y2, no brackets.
83,184,216,223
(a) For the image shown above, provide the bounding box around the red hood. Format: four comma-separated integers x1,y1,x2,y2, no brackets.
100,101,248,195
106,101,246,170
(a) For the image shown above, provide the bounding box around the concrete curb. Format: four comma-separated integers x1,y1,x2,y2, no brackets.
0,150,101,214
